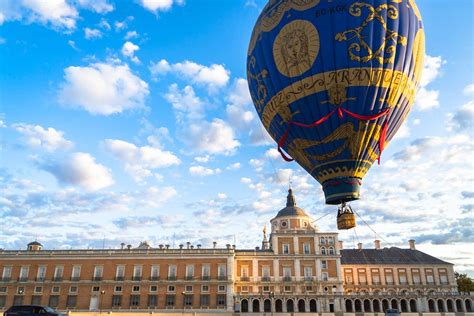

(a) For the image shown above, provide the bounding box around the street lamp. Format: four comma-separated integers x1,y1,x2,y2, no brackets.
99,290,105,313
181,291,186,316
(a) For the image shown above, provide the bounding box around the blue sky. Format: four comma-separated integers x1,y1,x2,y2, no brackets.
0,0,473,275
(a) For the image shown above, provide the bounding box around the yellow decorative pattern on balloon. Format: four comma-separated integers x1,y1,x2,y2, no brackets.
335,2,407,64
411,29,425,84
273,20,320,78
262,67,417,131
247,56,268,114
248,0,321,55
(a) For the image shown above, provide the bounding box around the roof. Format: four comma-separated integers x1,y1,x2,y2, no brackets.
341,248,452,265
27,241,42,246
274,189,310,218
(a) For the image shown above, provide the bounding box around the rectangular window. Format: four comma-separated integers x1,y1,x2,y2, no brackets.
92,286,100,293
284,286,291,292
34,286,42,294
130,295,140,307
133,265,142,280
168,285,175,292
52,286,60,294
94,266,103,280
320,237,325,244
115,285,122,293
202,264,210,280
54,266,64,280
186,265,194,280
200,294,210,306
384,269,394,284
306,286,313,292
166,294,175,306
49,295,60,308
218,285,226,292
201,285,209,292
426,269,434,284
2,266,12,280
168,265,177,280
150,285,158,292
217,294,226,306
283,267,291,280
358,269,367,284
321,260,327,269
283,244,290,254
116,265,125,280
322,272,329,281
19,266,29,281
148,295,158,307
69,286,78,294
71,266,81,280
31,296,41,305
262,266,270,280
241,266,249,280
328,237,334,245
304,266,312,279
398,269,407,284
263,286,270,292
0,287,7,293
303,243,310,254
132,285,140,293
439,269,448,284
112,295,122,307
151,265,160,280
17,286,25,294
0,296,6,307
37,266,46,281
185,285,193,292
66,295,77,308
13,296,24,306
241,286,248,293
184,294,193,306
218,264,226,280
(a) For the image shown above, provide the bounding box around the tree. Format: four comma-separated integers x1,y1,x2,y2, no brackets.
455,272,474,292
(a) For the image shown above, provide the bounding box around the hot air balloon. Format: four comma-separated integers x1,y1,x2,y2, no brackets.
247,0,424,229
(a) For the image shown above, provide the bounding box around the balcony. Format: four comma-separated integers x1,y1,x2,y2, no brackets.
218,276,227,281
52,277,63,282
18,277,28,282
36,277,45,282
261,277,271,282
132,276,142,281
115,276,125,281
0,277,11,282
283,276,292,282
168,276,177,281
93,276,103,282
240,277,250,281
304,276,314,282
185,275,194,281
150,276,160,281
201,276,210,281
70,277,80,282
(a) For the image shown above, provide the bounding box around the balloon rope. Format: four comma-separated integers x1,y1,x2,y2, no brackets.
276,107,391,163
352,208,393,247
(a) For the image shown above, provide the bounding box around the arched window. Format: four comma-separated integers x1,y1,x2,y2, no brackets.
241,300,249,313
329,247,334,255
321,247,326,255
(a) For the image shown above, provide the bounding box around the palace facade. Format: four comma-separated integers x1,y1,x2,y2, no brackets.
0,189,472,313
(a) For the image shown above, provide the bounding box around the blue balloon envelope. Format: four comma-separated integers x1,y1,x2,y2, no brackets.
247,0,424,205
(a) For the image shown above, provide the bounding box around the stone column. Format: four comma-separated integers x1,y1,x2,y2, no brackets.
273,259,279,282
252,259,258,282
295,259,301,283
442,299,448,313
293,236,299,255
226,256,234,311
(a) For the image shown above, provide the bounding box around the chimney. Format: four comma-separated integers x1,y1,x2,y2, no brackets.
226,244,231,250
213,241,217,248
186,242,191,249
165,244,170,249
409,239,416,250
159,244,164,249
179,244,184,250
197,244,202,249
338,241,344,250
357,242,363,250
374,240,381,250
126,244,132,250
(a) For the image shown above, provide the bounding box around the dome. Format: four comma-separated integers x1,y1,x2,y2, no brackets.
27,241,42,246
275,189,310,218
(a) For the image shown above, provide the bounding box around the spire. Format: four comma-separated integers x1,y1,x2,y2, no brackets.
286,188,296,207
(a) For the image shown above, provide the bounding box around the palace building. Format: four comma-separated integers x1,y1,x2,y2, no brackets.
0,189,472,313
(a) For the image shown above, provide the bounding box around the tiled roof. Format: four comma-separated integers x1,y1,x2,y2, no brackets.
341,248,452,265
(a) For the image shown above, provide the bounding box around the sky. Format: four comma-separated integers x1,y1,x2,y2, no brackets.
0,0,473,276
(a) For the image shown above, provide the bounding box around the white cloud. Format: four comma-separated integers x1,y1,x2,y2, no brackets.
76,0,113,13
194,155,210,163
103,139,180,182
240,177,252,184
164,84,204,121
415,55,445,111
67,40,79,51
446,101,474,133
84,27,102,39
41,152,114,191
265,148,280,159
98,18,111,30
226,162,241,170
121,41,140,64
59,62,149,115
150,59,230,90
249,158,264,171
217,193,227,199
463,84,474,96
189,166,221,177
0,0,78,31
138,0,184,13
186,119,240,155
226,78,255,128
12,123,73,152
124,31,139,40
